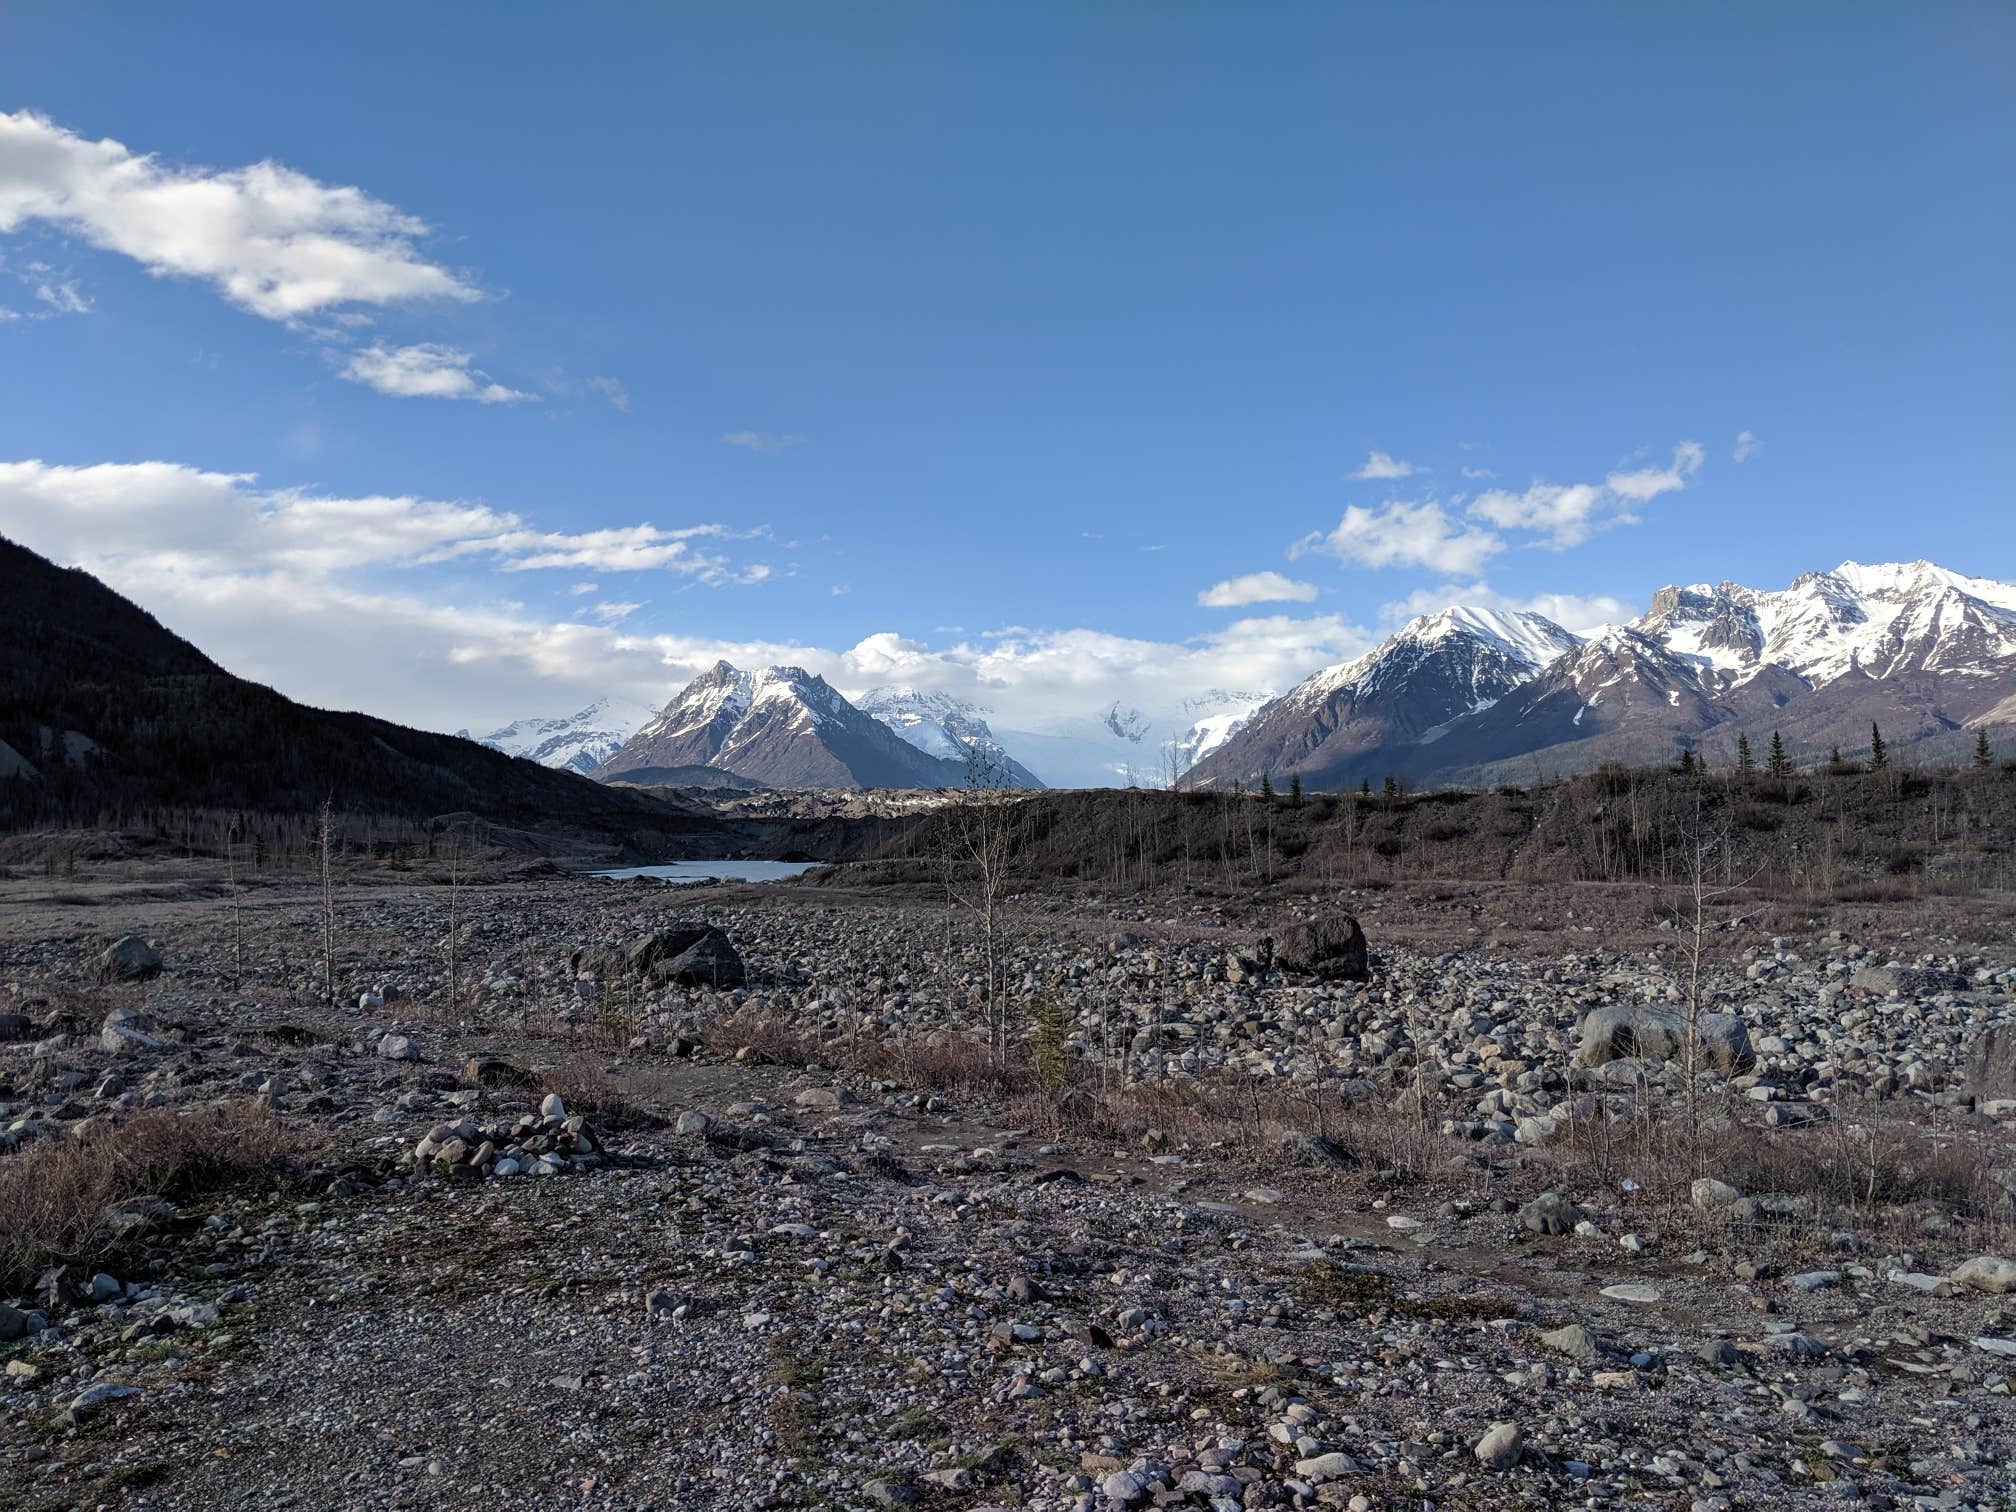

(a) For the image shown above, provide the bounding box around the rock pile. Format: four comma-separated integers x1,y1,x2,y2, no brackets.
407,1094,606,1180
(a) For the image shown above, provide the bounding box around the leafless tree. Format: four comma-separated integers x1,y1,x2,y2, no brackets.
1672,784,1759,1166
940,745,1025,1060
316,797,337,1008
226,814,244,988
444,822,466,1023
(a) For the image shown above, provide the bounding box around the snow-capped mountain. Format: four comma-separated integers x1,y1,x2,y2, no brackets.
1639,561,2016,685
466,696,653,775
854,686,1046,787
1167,689,1275,780
1189,607,1582,788
592,662,973,789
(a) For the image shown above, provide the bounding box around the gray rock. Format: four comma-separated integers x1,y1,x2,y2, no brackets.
1291,1451,1358,1481
0,1303,26,1341
1521,1191,1583,1236
375,1033,420,1061
1951,1255,2016,1295
1854,964,1970,998
65,1382,138,1419
99,1006,163,1055
794,1087,846,1111
1542,1323,1601,1363
89,935,161,984
655,930,746,987
1575,1003,1754,1074
1271,915,1370,982
1965,1024,2016,1101
1474,1420,1523,1470
675,1109,714,1136
0,1011,33,1042
1691,1177,1744,1214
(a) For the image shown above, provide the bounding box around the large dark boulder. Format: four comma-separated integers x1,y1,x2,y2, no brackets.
1271,915,1370,982
569,924,713,981
1574,1003,1755,1075
1965,1023,2016,1101
650,930,745,987
89,935,161,984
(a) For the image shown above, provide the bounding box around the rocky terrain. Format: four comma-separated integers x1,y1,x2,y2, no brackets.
3,848,2016,1510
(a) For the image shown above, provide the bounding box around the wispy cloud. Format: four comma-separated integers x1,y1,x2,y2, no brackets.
1350,449,1422,480
1733,429,1762,463
0,108,478,322
588,376,632,412
722,430,803,452
1198,570,1317,608
340,343,535,404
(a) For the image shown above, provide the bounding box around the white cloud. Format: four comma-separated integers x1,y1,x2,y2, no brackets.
1467,440,1704,549
1604,440,1704,502
1460,465,1496,480
568,580,600,595
1294,500,1503,576
722,430,803,452
0,455,1374,752
589,601,640,623
588,376,632,412
1378,580,1636,636
1733,429,1762,463
1351,450,1422,480
0,109,478,322
340,343,535,404
0,459,763,584
1197,571,1318,608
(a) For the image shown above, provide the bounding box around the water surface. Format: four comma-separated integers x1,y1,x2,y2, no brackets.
587,859,822,884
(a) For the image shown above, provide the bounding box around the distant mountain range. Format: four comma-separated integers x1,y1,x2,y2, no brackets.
1193,561,2016,788
464,559,2016,794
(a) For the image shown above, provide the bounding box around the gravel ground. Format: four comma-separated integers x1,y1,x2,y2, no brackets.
3,854,2015,1510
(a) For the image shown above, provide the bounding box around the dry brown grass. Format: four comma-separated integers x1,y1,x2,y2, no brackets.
0,1103,302,1293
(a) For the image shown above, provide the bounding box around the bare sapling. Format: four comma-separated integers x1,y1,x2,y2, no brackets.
940,744,1024,1062
317,797,337,1008
445,822,466,1022
226,815,244,988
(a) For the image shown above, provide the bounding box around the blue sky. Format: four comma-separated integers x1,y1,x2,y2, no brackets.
1,3,2010,739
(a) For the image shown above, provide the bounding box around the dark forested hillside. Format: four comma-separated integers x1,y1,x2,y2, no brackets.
0,535,720,846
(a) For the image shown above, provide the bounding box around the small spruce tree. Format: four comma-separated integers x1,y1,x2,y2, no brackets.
1868,722,1888,771
1767,730,1789,778
1360,777,1371,796
1830,744,1842,766
1259,772,1275,802
1976,729,1993,768
1678,748,1697,775
1382,773,1399,799
1736,733,1755,774
1288,772,1302,806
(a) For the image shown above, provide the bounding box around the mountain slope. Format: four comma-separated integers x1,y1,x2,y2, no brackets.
469,696,653,775
854,686,1045,787
1189,607,1582,787
594,662,970,789
0,534,726,844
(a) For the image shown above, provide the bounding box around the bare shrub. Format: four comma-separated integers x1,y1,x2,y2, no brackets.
0,1104,300,1293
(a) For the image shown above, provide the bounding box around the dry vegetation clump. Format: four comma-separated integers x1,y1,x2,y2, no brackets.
0,1104,302,1293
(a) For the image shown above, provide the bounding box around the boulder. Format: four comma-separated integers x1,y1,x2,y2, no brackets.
1473,1421,1523,1471
1950,1255,2016,1296
0,1011,34,1043
1520,1191,1583,1236
1573,1003,1754,1075
89,936,161,984
653,930,746,987
375,1033,420,1061
1964,1024,2016,1101
1270,915,1370,982
99,1007,163,1055
1691,1177,1744,1215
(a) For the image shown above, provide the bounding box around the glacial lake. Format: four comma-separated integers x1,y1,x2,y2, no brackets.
587,859,823,884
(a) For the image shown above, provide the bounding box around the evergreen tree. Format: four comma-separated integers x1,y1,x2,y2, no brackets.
1678,748,1696,775
1976,729,1994,768
1830,745,1842,766
1382,773,1399,799
1360,777,1371,796
1869,722,1888,771
1767,730,1789,778
1736,733,1755,774
1288,772,1302,806
1259,772,1274,802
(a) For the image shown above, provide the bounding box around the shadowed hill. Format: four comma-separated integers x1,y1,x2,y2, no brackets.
0,535,729,851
